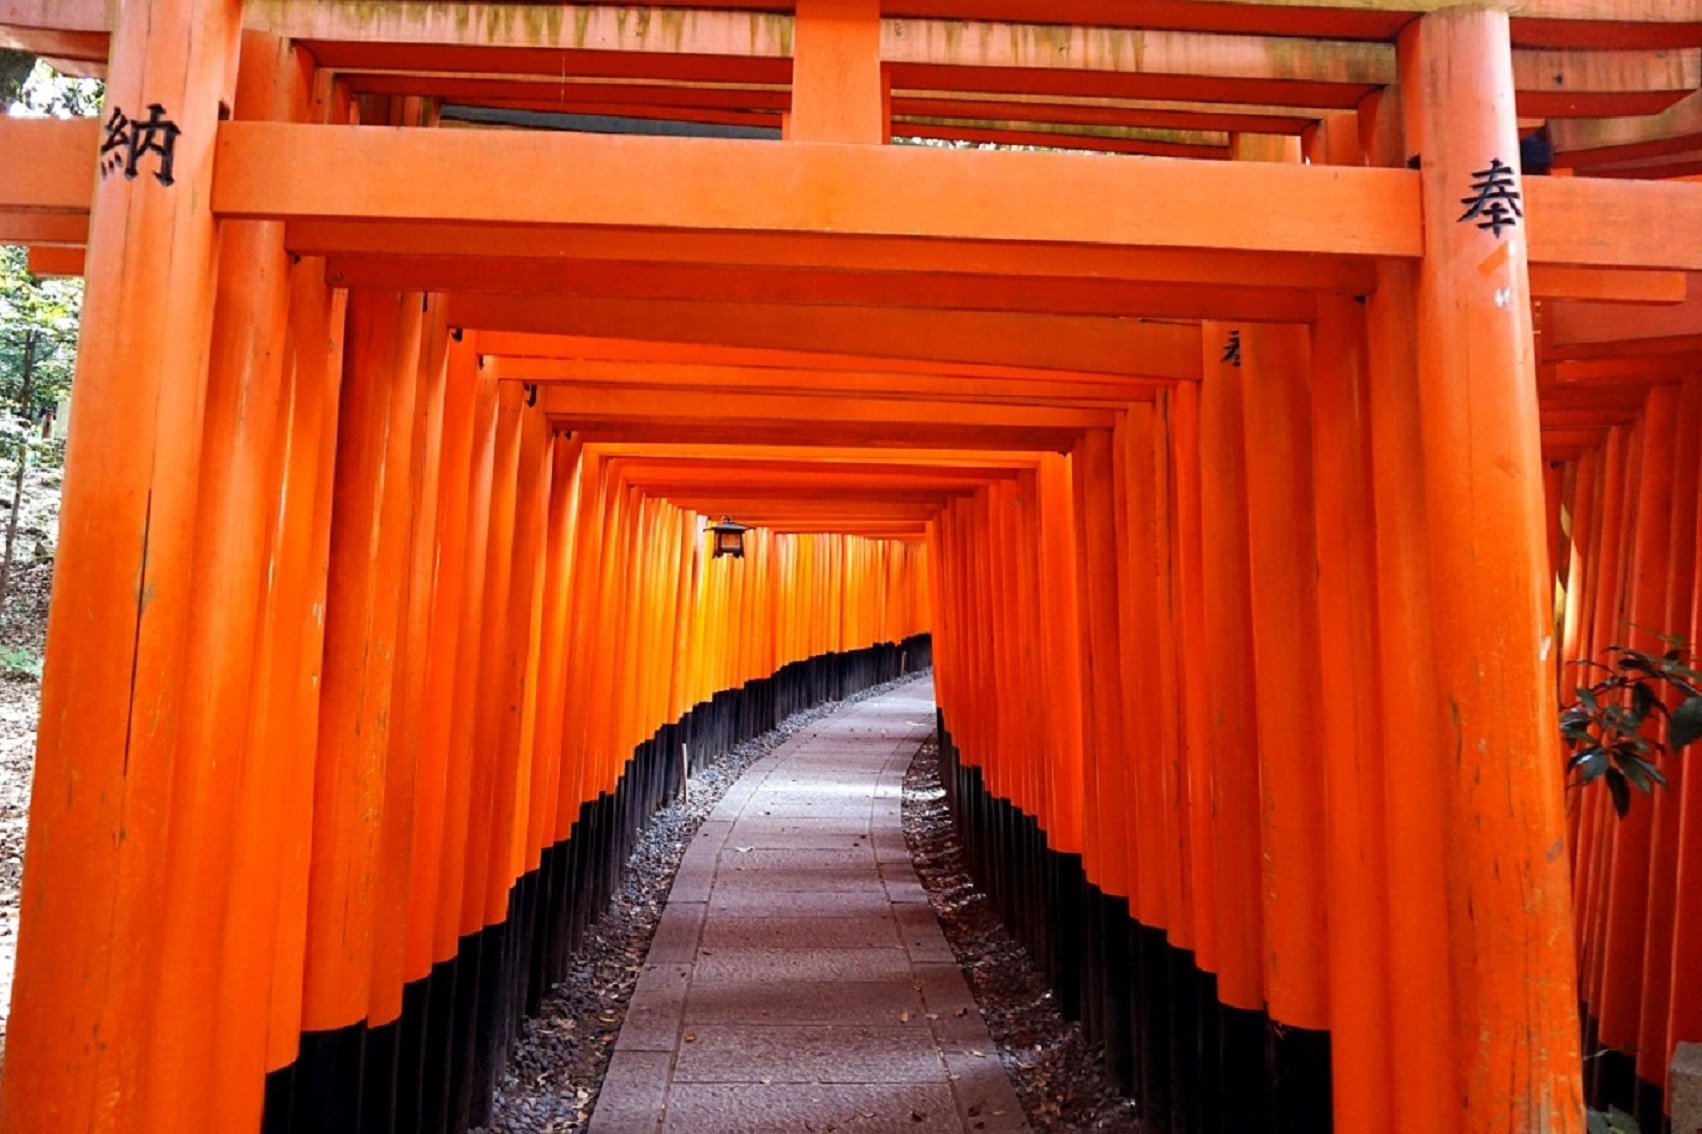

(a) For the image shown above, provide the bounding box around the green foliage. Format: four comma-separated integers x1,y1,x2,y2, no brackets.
0,645,41,680
0,49,32,105
0,246,81,471
1561,634,1702,817
1586,1105,1639,1134
4,56,103,117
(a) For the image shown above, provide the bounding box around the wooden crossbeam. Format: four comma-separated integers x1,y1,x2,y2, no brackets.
329,254,1318,323
1523,177,1702,270
454,294,1204,378
1543,280,1702,356
237,3,1702,119
891,119,1231,158
0,0,105,73
1528,265,1687,304
11,0,1702,59
1543,355,1697,384
6,117,1695,289
292,223,1379,292
654,496,948,517
564,419,1087,450
475,333,1179,390
539,385,1119,429
621,470,1011,493
490,357,1166,404
0,212,88,246
584,440,1044,469
1551,89,1702,168
210,124,1702,268
892,91,1321,134
213,122,1421,257
0,116,96,213
616,466,1017,491
14,1,1693,115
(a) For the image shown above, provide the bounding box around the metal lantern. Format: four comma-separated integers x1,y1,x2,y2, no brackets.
708,516,749,559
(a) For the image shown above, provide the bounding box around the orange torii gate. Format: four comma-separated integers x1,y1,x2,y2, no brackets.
3,1,1702,1132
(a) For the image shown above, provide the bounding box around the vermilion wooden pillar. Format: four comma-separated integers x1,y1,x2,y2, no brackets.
142,31,303,1133
0,2,241,1131
407,330,477,1129
1310,113,1395,1134
1310,292,1395,1133
788,0,884,144
1400,10,1583,1129
1237,309,1331,1120
1356,87,1457,1134
1036,453,1084,859
1196,321,1262,1020
1643,380,1701,1109
437,365,498,1134
296,287,424,1130
1596,386,1677,1095
365,293,450,1131
1167,384,1216,970
1071,428,1130,905
252,251,347,1117
1668,384,1702,1085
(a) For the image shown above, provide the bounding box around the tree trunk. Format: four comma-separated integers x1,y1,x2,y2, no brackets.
0,328,38,616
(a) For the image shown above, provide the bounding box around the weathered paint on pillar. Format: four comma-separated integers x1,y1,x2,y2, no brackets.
1196,321,1263,1014
1400,9,1583,1128
296,286,424,1126
139,29,304,1132
1359,80,1458,1134
0,1,241,1130
787,0,883,144
1311,110,1396,1134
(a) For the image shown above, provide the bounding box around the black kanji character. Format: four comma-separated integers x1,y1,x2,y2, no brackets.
1221,330,1242,368
98,103,182,187
1458,157,1522,239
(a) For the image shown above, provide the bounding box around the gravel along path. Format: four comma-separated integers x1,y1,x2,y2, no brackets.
902,738,1139,1133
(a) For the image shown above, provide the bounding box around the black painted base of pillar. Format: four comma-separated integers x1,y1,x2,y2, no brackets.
1582,1007,1673,1134
261,635,930,1134
937,720,1332,1134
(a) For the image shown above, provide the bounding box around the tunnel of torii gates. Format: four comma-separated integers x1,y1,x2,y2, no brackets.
5,1,1702,1133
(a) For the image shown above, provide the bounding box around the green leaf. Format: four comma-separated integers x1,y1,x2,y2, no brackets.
1606,768,1632,817
1561,720,1594,744
1616,752,1655,795
1670,696,1702,751
1630,682,1657,726
1570,748,1607,783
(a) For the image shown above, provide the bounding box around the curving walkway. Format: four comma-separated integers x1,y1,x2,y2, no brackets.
590,675,1028,1134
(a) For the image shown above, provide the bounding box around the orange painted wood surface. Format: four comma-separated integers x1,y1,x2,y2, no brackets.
7,2,1701,1131
1402,10,1582,1128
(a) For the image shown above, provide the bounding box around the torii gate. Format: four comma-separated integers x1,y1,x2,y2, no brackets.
2,1,1702,1132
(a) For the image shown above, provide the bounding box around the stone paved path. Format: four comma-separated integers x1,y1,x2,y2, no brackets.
590,675,1029,1133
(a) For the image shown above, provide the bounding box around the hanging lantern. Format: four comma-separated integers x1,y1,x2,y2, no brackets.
708,516,749,559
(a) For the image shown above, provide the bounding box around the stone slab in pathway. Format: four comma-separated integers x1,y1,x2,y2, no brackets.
591,675,1029,1134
